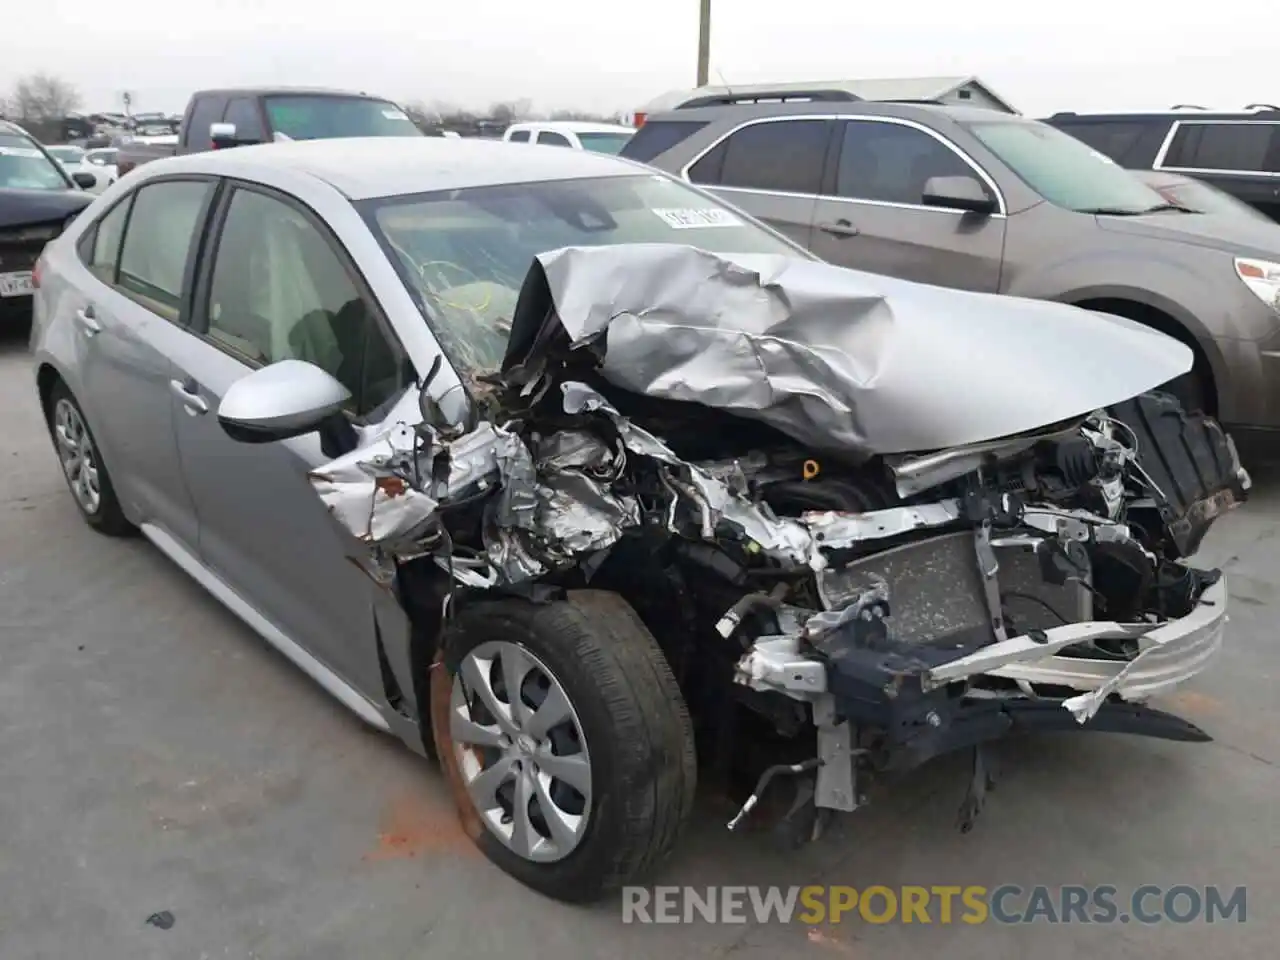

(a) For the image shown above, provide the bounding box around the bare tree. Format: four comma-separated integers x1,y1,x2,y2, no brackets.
9,73,83,122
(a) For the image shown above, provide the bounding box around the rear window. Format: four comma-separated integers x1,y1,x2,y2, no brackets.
264,96,423,140
364,173,802,374
1162,122,1280,174
619,120,708,162
689,119,829,195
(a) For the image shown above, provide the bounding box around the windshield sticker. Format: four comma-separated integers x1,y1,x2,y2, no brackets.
382,108,410,121
651,207,743,229
0,147,44,159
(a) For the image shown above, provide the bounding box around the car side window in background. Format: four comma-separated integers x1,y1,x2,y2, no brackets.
223,98,267,142
619,120,708,162
836,120,977,206
116,180,213,321
1053,122,1148,165
507,130,531,142
185,95,226,151
79,195,133,284
689,119,829,195
537,131,572,147
204,188,404,416
1163,122,1278,173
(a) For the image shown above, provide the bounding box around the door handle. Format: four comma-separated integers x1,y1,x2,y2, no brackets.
817,218,860,238
169,377,209,415
74,305,102,336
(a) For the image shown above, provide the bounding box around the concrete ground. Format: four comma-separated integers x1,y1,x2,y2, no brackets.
0,327,1275,960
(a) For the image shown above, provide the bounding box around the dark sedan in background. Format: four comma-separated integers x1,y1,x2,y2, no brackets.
1,120,96,324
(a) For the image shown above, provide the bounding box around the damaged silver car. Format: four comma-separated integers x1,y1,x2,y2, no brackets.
31,139,1248,904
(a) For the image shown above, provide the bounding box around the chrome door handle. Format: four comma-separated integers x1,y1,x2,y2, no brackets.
169,378,209,415
75,305,102,336
817,218,860,238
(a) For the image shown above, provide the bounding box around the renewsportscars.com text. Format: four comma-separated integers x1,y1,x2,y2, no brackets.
621,884,1248,925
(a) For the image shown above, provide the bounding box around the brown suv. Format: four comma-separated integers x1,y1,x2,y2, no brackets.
623,99,1280,443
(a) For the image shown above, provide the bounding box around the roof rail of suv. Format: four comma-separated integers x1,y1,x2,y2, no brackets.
676,89,863,108
1245,103,1280,112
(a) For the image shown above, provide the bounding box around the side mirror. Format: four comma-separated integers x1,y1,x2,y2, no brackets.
72,171,97,190
921,175,998,215
217,360,351,444
210,121,259,148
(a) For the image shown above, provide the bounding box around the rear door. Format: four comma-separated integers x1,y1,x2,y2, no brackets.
163,181,415,695
63,177,218,548
1155,120,1280,215
683,117,831,248
808,117,1005,291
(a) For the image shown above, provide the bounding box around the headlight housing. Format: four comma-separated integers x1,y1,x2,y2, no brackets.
1234,257,1280,312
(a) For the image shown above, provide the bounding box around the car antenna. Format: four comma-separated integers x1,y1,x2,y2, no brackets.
715,68,735,100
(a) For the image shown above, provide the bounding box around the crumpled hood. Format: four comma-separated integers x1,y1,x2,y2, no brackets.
1097,211,1280,258
0,187,92,230
503,243,1193,457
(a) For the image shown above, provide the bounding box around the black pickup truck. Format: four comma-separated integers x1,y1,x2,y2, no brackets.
115,86,423,176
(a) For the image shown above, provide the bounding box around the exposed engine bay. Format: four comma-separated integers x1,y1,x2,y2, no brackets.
309,244,1250,838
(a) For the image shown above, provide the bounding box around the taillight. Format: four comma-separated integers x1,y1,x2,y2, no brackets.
633,112,647,128
32,256,43,289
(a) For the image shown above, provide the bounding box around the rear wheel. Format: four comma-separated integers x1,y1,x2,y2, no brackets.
46,381,134,536
431,590,696,902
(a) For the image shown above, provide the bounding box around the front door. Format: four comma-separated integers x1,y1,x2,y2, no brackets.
166,182,415,696
808,118,1006,292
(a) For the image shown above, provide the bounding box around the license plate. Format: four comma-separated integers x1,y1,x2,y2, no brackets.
0,271,34,298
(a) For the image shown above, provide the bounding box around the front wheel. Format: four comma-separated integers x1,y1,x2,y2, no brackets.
431,590,696,902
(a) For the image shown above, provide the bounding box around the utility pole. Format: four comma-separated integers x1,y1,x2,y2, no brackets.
696,0,711,87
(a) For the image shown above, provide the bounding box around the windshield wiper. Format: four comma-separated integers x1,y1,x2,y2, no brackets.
1081,203,1193,216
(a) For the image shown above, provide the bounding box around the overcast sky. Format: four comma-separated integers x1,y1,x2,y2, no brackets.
7,1,1276,118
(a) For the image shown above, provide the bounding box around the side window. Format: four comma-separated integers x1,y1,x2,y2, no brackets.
185,96,226,151
78,195,133,284
1054,122,1148,164
204,188,405,416
1164,122,1278,173
835,120,980,207
537,131,572,147
116,180,213,320
507,130,531,143
690,119,828,194
223,98,267,141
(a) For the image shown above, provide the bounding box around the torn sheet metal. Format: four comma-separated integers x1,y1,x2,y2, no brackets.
505,243,1194,457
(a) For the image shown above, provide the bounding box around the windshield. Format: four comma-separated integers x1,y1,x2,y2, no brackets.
47,146,85,165
264,96,422,140
1156,179,1275,224
366,173,803,374
966,120,1169,214
0,134,70,191
577,132,632,155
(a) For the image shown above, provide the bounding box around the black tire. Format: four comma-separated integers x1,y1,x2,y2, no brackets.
430,589,696,902
46,380,135,537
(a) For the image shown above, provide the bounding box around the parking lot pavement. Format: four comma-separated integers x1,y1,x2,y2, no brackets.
1,327,1276,960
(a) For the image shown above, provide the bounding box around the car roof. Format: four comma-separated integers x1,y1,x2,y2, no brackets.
1048,109,1280,123
508,121,633,134
194,86,394,100
644,99,1028,127
143,136,646,200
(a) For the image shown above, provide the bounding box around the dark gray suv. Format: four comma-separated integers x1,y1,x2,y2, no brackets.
624,101,1280,440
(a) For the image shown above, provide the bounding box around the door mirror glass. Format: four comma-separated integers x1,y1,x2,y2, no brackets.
217,359,351,444
921,175,997,214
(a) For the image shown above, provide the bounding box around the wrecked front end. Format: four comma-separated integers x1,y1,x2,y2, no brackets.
312,244,1249,839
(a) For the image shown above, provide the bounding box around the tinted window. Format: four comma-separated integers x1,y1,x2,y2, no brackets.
836,120,977,206
263,96,421,140
537,131,572,147
223,98,267,141
80,197,133,284
1164,122,1279,173
367,174,802,375
689,119,828,194
117,181,213,320
186,95,226,151
1053,121,1149,164
205,189,405,416
619,120,707,162
577,132,631,154
507,130,531,142
966,120,1166,214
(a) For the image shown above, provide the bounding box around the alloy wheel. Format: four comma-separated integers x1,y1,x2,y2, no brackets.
53,399,102,516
